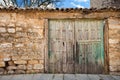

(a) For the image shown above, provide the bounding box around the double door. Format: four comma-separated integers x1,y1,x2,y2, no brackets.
48,19,104,74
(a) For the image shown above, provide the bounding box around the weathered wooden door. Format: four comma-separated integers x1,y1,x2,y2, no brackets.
48,19,104,74
75,20,104,74
48,20,75,73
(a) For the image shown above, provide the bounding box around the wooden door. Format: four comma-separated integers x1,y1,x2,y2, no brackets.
48,20,75,73
75,20,104,74
48,19,104,74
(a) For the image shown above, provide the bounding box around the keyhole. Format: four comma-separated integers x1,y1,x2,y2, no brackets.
63,42,64,46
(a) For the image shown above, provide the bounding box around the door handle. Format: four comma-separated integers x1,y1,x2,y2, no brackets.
63,42,64,46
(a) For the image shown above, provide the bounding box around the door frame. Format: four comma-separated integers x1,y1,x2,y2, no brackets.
44,19,109,74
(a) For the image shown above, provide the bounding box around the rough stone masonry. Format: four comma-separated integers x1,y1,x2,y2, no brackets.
0,8,120,75
0,11,45,74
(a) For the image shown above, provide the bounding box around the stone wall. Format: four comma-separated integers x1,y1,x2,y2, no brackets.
0,12,45,74
0,10,119,75
91,0,120,8
108,18,120,75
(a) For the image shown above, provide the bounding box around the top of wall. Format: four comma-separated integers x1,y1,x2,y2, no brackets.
0,7,120,19
0,7,120,13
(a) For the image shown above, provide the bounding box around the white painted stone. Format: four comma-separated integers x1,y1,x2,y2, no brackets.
7,28,15,33
14,60,27,65
109,39,119,44
33,26,40,28
0,43,12,48
0,27,6,33
15,44,24,47
110,66,118,72
3,57,11,61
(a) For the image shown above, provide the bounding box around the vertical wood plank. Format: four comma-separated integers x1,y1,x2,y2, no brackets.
104,20,109,74
44,19,49,73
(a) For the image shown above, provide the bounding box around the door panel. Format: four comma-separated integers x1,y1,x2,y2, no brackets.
48,20,75,73
48,19,104,74
75,20,104,74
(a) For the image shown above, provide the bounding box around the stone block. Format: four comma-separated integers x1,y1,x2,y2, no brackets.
8,61,15,66
109,57,120,66
16,21,26,28
109,24,120,29
14,60,27,65
17,65,26,70
12,56,20,60
15,38,28,43
15,44,24,47
21,56,30,60
7,28,15,33
0,55,4,60
27,65,33,70
0,27,6,33
0,37,5,42
16,27,22,31
3,57,11,61
0,13,10,21
7,23,15,27
29,54,44,60
1,33,9,37
16,32,27,37
0,22,6,27
7,37,15,42
28,60,39,64
0,68,4,74
109,66,118,72
118,66,120,71
0,62,5,67
33,64,43,70
8,70,15,74
26,70,40,74
7,66,17,70
0,43,12,48
109,39,119,44
15,70,25,74
109,53,120,61
39,60,44,64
